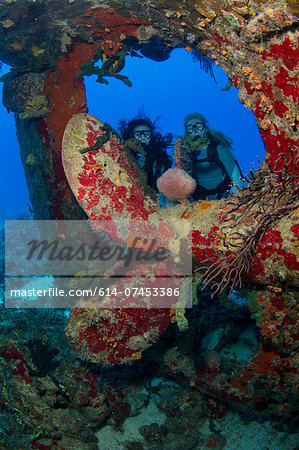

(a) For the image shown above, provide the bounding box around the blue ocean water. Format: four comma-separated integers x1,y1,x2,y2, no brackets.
0,48,265,219
0,65,31,219
86,47,265,171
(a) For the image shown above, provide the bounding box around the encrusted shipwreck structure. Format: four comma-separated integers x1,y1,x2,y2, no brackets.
0,0,298,429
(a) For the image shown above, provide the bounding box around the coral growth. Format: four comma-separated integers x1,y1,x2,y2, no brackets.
198,151,299,296
1,72,46,113
76,42,142,87
66,304,172,365
19,95,49,119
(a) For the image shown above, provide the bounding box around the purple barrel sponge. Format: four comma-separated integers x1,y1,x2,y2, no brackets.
157,167,196,204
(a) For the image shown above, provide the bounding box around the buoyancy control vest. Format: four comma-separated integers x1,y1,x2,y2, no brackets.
179,137,242,200
192,139,231,199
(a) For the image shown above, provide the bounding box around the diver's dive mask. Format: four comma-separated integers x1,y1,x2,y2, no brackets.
185,121,206,141
132,125,152,146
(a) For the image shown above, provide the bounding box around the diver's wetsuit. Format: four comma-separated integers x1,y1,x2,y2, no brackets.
175,136,243,200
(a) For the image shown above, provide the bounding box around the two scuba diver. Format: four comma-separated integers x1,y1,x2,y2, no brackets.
119,113,243,201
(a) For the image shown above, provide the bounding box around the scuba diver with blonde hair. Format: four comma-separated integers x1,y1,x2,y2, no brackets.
175,112,243,200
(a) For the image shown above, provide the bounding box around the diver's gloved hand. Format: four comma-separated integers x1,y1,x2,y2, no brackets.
135,153,146,168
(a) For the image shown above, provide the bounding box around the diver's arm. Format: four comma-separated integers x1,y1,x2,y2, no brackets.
136,153,146,168
230,164,243,193
219,146,243,193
